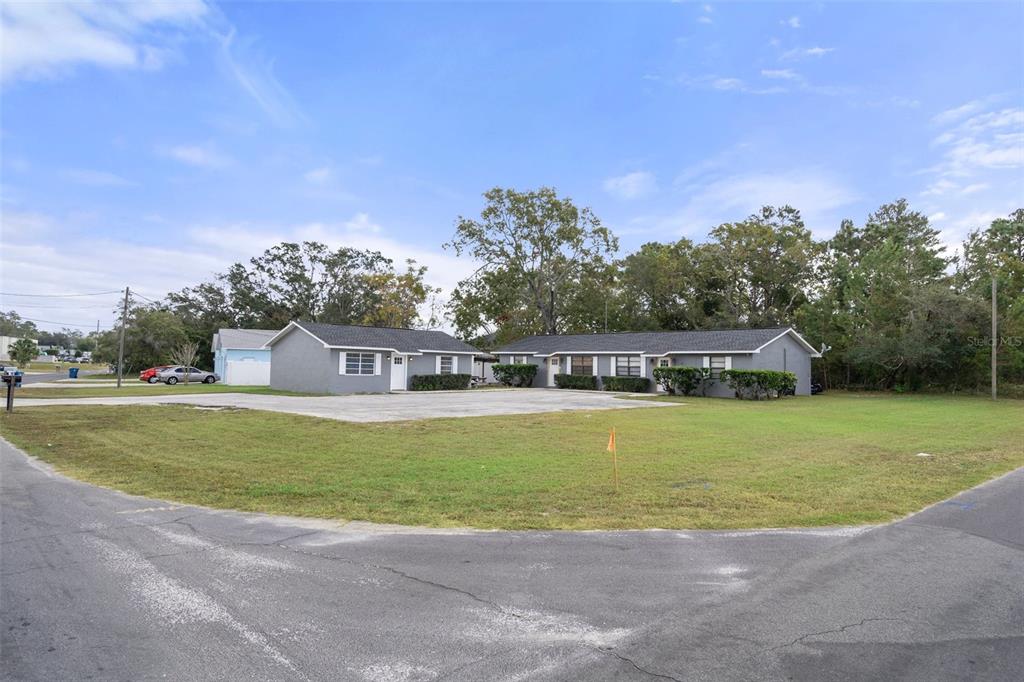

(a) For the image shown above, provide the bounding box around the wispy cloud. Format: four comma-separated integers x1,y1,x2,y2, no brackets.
304,167,332,185
0,0,208,84
217,28,307,129
761,69,800,81
603,171,657,200
696,4,713,24
61,168,134,187
781,16,801,29
158,144,231,168
780,46,834,61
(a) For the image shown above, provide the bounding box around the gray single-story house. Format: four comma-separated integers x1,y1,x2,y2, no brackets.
264,320,480,394
212,328,278,385
493,327,821,397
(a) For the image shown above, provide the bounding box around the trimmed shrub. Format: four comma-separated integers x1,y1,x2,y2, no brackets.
651,366,710,395
492,363,538,387
554,373,598,390
720,369,798,399
410,373,472,391
601,376,651,393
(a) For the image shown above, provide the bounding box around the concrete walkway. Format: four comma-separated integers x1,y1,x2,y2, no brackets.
14,388,678,422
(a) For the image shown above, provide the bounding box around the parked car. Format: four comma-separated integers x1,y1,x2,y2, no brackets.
156,366,219,385
139,365,170,384
811,382,824,395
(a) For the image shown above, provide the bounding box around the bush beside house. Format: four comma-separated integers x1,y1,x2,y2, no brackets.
554,374,597,390
492,363,538,387
652,366,710,396
721,369,797,399
601,376,650,392
410,374,472,391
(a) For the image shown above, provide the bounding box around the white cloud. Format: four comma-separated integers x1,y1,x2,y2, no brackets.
61,168,134,187
603,171,657,200
782,16,801,29
217,28,307,129
761,69,800,81
662,169,860,238
0,0,208,83
780,46,834,61
342,212,381,233
304,167,332,185
697,16,713,25
159,144,231,168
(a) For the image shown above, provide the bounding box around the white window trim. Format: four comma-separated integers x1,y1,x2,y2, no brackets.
592,356,599,376
339,351,379,376
437,355,455,374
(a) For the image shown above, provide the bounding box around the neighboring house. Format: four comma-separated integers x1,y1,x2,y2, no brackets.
212,329,279,385
265,320,480,394
0,336,38,362
493,327,821,396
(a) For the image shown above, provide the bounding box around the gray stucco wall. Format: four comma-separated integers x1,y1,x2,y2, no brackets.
271,328,475,394
750,333,812,395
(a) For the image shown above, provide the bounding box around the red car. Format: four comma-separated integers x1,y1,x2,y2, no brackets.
139,366,169,384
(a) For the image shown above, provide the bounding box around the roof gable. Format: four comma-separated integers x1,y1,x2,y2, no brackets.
216,328,280,349
268,320,479,354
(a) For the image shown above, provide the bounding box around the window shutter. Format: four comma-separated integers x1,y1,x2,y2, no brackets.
435,355,442,373
724,356,732,370
610,356,617,376
592,356,598,376
702,356,710,368
640,356,647,378
453,356,459,373
374,353,381,375
339,352,347,375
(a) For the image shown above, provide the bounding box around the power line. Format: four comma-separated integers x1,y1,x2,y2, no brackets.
0,289,123,298
131,291,161,304
13,316,114,329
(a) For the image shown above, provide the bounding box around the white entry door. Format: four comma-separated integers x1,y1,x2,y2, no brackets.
548,358,560,386
390,354,407,391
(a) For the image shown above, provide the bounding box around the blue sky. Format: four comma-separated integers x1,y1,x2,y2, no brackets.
1,1,1022,333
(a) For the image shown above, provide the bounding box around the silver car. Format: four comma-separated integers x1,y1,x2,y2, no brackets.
157,365,219,385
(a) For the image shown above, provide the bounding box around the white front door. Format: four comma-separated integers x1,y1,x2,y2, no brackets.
655,358,671,392
390,354,407,391
548,358,560,386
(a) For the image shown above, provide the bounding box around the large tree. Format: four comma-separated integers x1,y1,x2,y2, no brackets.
446,187,618,338
0,312,39,338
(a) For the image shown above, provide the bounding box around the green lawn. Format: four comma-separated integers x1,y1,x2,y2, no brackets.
16,384,317,399
1,394,1021,530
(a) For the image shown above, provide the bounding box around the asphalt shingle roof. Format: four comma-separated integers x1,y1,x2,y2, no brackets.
289,320,479,354
494,328,803,355
215,328,279,349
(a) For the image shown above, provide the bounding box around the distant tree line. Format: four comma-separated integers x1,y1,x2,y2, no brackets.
447,188,1023,394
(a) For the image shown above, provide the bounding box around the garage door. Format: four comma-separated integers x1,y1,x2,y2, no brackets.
226,360,271,386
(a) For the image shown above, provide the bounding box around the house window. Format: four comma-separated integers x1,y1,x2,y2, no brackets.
511,355,529,364
709,356,728,379
658,358,671,368
615,356,641,377
571,356,593,375
439,356,454,374
345,352,375,375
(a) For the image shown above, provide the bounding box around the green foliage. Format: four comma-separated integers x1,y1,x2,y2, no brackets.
8,338,38,367
92,305,187,374
553,373,597,390
409,374,472,391
601,376,651,392
492,363,538,387
0,312,39,339
720,369,798,400
651,366,710,395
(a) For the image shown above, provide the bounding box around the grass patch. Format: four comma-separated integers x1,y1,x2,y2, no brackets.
16,385,320,398
1,394,1021,530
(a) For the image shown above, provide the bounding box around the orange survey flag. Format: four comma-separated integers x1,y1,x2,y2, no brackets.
607,427,616,452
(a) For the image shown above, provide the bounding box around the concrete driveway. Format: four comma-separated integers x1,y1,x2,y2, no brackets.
2,441,1021,681
14,388,677,422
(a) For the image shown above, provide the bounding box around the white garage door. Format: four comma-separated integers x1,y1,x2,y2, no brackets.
225,360,271,386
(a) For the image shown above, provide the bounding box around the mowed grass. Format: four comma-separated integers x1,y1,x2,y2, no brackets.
16,384,318,399
1,394,1021,530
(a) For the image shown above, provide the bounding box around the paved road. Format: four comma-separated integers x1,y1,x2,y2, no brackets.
13,388,676,422
13,370,103,386
2,441,1021,681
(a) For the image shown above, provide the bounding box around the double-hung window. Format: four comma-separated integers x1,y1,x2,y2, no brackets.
439,356,454,374
709,356,728,379
615,356,641,377
511,355,529,364
345,352,375,375
570,356,593,376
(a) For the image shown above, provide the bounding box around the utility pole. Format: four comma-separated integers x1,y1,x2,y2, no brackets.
117,287,129,388
991,276,997,400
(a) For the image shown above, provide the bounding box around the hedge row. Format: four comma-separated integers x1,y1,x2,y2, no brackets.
410,373,472,391
720,369,797,399
601,376,651,392
651,366,710,396
554,374,598,390
492,363,538,387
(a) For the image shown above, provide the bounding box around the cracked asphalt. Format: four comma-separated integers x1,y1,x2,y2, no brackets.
2,439,1022,681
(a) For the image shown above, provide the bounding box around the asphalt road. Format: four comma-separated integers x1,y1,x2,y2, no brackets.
15,370,102,385
2,440,1021,681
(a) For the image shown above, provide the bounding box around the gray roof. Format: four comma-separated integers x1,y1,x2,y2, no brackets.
494,327,815,355
215,328,279,350
282,320,479,354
